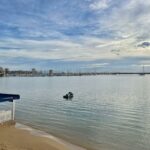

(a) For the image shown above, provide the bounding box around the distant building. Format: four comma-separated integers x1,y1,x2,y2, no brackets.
48,70,53,76
4,68,9,76
31,68,37,76
0,67,4,77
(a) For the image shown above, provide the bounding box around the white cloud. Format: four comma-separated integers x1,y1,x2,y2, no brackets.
83,63,109,69
0,35,150,62
89,0,150,57
90,0,111,10
0,38,119,61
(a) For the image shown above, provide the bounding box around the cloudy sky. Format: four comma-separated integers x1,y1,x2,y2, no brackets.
0,0,150,72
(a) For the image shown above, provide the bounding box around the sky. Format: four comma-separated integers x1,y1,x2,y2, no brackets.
0,0,150,72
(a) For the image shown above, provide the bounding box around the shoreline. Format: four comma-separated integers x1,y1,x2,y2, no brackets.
15,123,87,150
0,122,87,150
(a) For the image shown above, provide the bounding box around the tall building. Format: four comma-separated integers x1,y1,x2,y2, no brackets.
49,70,53,76
0,67,4,77
31,68,37,76
4,68,9,76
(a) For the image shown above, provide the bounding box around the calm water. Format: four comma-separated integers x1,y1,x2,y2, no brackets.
0,76,150,150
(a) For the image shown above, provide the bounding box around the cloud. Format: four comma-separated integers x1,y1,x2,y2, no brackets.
83,63,109,69
0,38,117,61
89,0,150,54
89,0,111,10
137,42,150,48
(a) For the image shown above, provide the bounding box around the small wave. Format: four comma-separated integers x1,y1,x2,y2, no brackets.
15,123,87,150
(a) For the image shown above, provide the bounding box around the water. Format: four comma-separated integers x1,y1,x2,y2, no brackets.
0,75,150,150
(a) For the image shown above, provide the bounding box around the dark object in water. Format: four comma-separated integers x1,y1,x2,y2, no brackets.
63,92,73,99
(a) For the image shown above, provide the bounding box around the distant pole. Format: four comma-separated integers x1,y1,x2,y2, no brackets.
12,100,15,120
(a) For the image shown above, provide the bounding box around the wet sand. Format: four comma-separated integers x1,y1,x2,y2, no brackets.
0,122,86,150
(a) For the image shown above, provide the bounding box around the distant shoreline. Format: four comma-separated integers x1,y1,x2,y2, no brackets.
0,72,150,77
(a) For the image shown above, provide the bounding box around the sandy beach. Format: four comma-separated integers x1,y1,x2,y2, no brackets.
0,122,86,150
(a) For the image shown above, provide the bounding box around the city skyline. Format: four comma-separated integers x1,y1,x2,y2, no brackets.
0,0,150,71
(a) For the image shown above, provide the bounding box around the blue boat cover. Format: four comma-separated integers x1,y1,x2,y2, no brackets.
0,93,20,103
